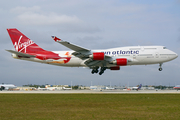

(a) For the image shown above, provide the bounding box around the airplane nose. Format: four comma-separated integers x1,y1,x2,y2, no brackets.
175,53,178,58
169,51,178,60
173,52,178,59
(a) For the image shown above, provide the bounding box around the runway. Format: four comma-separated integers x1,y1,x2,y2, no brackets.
1,90,180,94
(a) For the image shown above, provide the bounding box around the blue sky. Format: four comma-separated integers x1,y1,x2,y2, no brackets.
0,0,180,86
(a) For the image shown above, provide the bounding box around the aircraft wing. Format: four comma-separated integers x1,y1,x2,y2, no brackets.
6,50,35,58
52,36,112,67
52,36,92,59
52,36,90,52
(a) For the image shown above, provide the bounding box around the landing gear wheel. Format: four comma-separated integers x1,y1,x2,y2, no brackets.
91,68,99,74
159,63,163,71
99,67,106,75
95,69,99,73
159,68,162,71
99,72,103,75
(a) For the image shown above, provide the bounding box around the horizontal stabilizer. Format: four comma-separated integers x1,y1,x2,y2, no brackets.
6,50,35,58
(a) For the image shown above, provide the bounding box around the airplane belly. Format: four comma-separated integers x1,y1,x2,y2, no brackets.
64,57,83,67
45,57,84,67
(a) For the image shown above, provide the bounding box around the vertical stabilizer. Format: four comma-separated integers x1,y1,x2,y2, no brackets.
138,84,142,89
7,28,44,53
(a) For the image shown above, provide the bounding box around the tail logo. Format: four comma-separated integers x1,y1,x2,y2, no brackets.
14,35,34,53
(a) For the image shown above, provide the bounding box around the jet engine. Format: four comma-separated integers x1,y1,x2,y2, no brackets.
110,58,127,66
89,52,105,60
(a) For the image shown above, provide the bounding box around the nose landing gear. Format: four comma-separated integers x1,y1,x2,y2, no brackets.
159,63,163,71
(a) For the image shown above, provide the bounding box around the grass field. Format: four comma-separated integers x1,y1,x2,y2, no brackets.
0,94,180,120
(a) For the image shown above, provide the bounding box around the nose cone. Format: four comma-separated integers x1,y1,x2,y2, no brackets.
175,53,178,58
161,48,178,62
165,49,178,61
172,51,178,60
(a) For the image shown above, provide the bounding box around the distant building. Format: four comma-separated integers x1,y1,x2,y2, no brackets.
18,87,36,91
80,87,90,90
141,87,155,90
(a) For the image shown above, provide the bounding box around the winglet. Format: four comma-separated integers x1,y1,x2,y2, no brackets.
51,36,61,42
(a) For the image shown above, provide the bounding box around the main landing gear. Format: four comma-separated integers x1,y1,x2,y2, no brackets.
91,67,99,74
99,67,107,75
159,63,163,71
91,67,107,75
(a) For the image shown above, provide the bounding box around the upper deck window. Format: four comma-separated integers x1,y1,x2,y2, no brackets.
144,48,157,50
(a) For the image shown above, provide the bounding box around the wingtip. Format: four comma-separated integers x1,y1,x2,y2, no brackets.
51,36,61,42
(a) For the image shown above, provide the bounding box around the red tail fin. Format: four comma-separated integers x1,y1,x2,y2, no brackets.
7,28,44,53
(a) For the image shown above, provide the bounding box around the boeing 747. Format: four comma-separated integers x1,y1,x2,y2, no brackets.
6,28,178,75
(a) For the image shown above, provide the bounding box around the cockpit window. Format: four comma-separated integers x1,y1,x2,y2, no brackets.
163,47,167,49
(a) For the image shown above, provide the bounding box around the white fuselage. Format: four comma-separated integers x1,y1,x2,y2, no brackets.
0,84,17,90
7,28,178,75
15,46,178,68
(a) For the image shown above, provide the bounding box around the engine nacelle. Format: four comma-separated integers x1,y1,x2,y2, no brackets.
110,66,120,70
111,58,127,66
89,52,105,60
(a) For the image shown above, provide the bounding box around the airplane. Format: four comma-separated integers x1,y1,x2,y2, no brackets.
6,28,178,75
63,87,72,90
0,84,17,91
173,85,180,91
131,84,142,91
106,87,115,90
38,87,48,91
38,86,57,91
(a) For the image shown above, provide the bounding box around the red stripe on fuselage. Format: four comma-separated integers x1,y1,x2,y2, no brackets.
30,51,71,63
